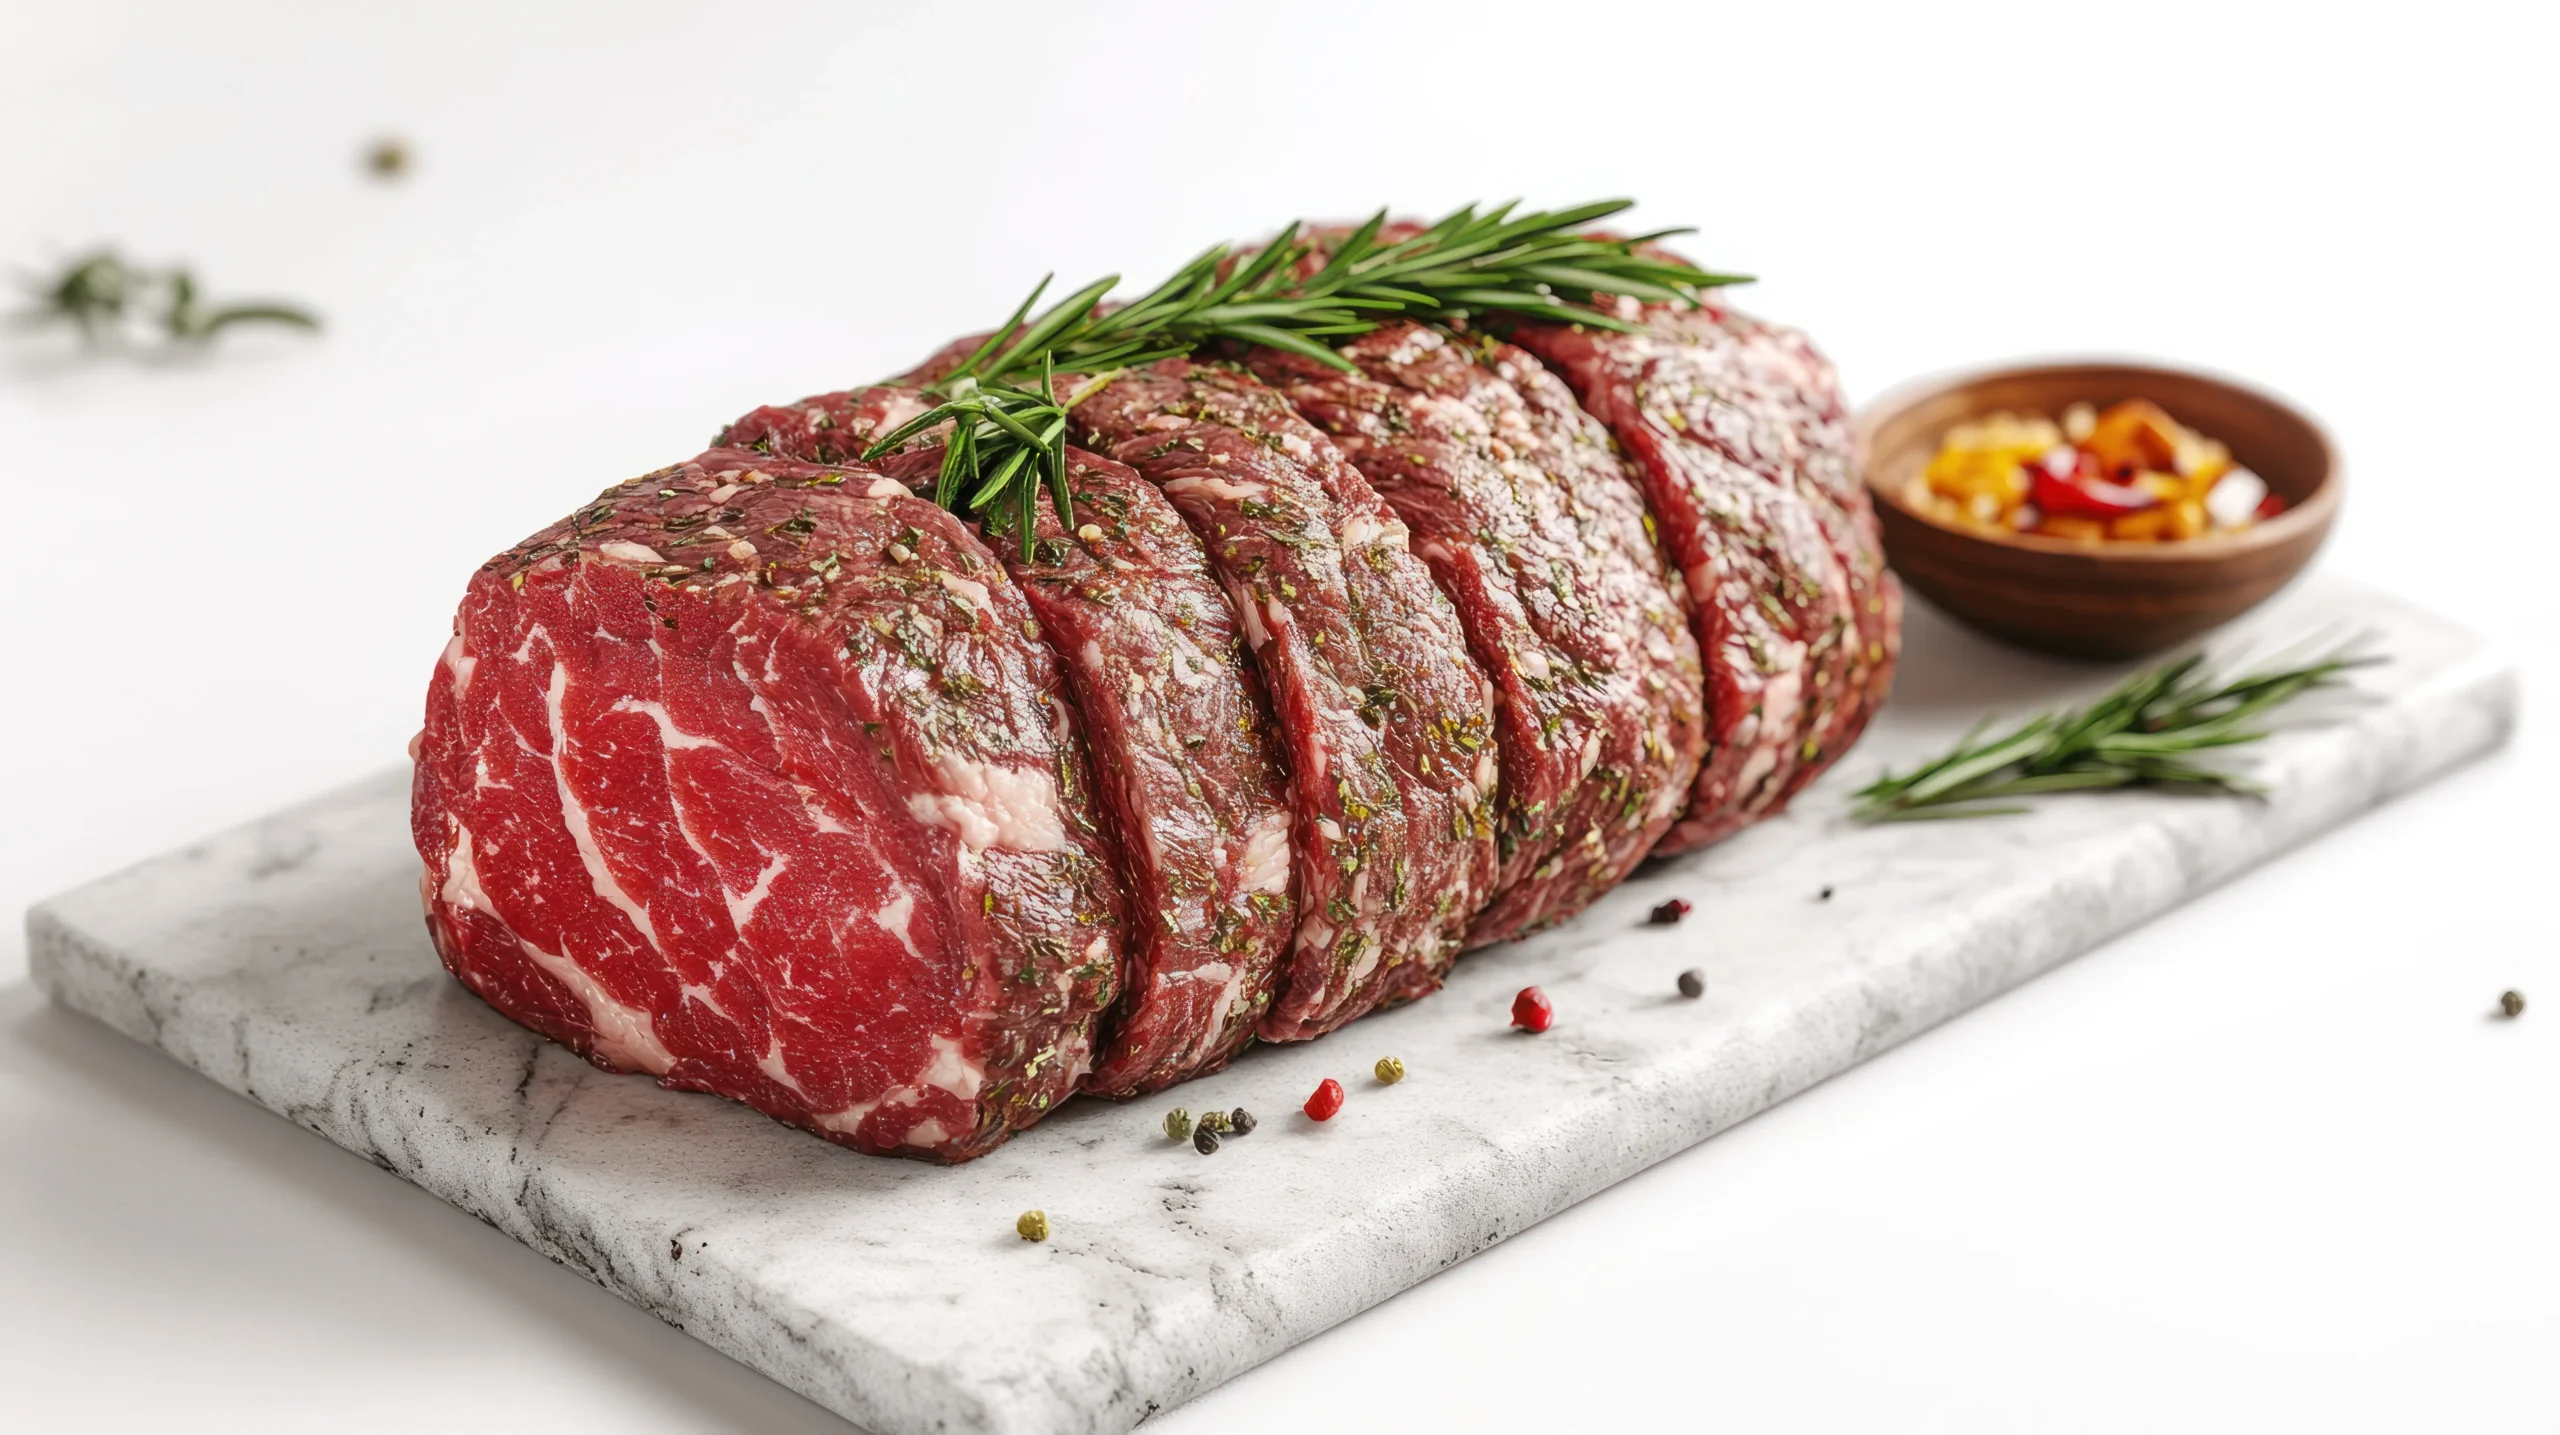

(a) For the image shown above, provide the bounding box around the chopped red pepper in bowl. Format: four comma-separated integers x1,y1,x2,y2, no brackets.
1857,360,2340,658
1909,399,2279,544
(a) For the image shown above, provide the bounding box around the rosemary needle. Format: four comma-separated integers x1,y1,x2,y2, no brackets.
863,198,1743,557
14,249,318,350
1850,647,2380,824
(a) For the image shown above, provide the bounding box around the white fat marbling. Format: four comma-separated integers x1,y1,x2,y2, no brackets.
26,576,2516,1435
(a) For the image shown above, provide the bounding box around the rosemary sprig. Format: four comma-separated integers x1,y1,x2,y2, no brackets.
864,199,1744,555
13,249,319,350
1849,646,2381,823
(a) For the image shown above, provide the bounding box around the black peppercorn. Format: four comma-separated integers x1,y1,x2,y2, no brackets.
2501,990,2526,1018
1677,968,1706,999
1194,1124,1221,1155
1229,1107,1256,1135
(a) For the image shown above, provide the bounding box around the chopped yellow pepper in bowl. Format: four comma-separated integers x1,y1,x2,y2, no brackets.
1909,398,2280,544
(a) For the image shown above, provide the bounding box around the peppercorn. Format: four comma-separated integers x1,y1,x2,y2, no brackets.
1304,1077,1345,1122
1511,986,1555,1033
1648,898,1692,926
1193,1124,1221,1154
363,136,412,180
1229,1107,1256,1135
1199,1109,1232,1134
1677,968,1706,999
2501,990,2527,1018
1818,885,1835,901
1374,1055,1406,1085
1016,1209,1049,1242
1164,1107,1193,1141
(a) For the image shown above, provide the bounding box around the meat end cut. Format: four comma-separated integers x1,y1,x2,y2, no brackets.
721,387,1299,1096
710,386,922,467
1619,302,1901,793
1243,323,1704,944
1512,296,1895,851
411,450,1129,1162
1073,359,1500,1039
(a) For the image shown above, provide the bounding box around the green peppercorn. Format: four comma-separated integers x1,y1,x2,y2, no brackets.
1678,968,1706,999
2501,990,2526,1018
1164,1107,1192,1141
1374,1055,1405,1085
363,136,412,180
1193,1124,1221,1155
1199,1109,1232,1134
1229,1107,1256,1135
1016,1209,1049,1242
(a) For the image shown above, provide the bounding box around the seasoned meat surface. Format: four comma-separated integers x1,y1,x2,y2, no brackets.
412,451,1126,1161
723,388,1298,1094
1075,359,1499,1039
1244,323,1702,942
1513,296,1897,848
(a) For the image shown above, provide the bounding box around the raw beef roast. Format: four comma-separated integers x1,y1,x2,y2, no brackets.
1073,360,1500,1039
1512,296,1896,849
412,213,1903,1162
711,385,920,468
411,451,1129,1161
720,388,1298,1095
1620,302,1901,798
1242,323,1705,944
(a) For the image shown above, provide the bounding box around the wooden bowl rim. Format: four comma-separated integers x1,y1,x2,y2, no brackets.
1857,358,2342,566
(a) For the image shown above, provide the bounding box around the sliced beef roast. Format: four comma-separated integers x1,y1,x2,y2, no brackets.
1512,297,1893,850
1242,323,1704,944
413,214,1904,1165
411,451,1128,1162
1610,303,1900,797
721,389,1298,1095
1074,359,1499,1039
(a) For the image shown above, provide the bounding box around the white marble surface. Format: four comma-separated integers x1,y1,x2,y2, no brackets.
26,574,2515,1435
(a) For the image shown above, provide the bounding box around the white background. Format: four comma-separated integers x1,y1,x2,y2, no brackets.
2,2,2552,1430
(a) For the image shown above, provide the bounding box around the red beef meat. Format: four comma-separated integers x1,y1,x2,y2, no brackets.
1243,323,1704,944
711,386,921,466
1609,302,1900,793
721,388,1298,1095
411,451,1128,1162
1074,359,1499,1039
1513,301,1890,850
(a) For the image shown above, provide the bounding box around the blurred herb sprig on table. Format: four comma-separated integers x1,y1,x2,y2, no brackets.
13,249,319,351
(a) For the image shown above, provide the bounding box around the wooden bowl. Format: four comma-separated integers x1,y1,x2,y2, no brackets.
1858,361,2340,660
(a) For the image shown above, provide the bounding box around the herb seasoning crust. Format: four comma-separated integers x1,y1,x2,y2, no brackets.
722,388,1300,1096
1512,305,1883,849
1613,299,1902,800
411,451,1127,1162
1072,359,1500,1039
1243,323,1704,944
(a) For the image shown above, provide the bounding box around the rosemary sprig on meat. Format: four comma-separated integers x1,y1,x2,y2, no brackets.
14,249,318,349
863,198,1743,555
1849,646,2380,823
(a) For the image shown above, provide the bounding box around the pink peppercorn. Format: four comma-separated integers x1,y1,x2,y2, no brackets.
1303,1077,1345,1122
1512,986,1555,1033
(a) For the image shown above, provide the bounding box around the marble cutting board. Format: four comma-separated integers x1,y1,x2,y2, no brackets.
27,574,2516,1435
